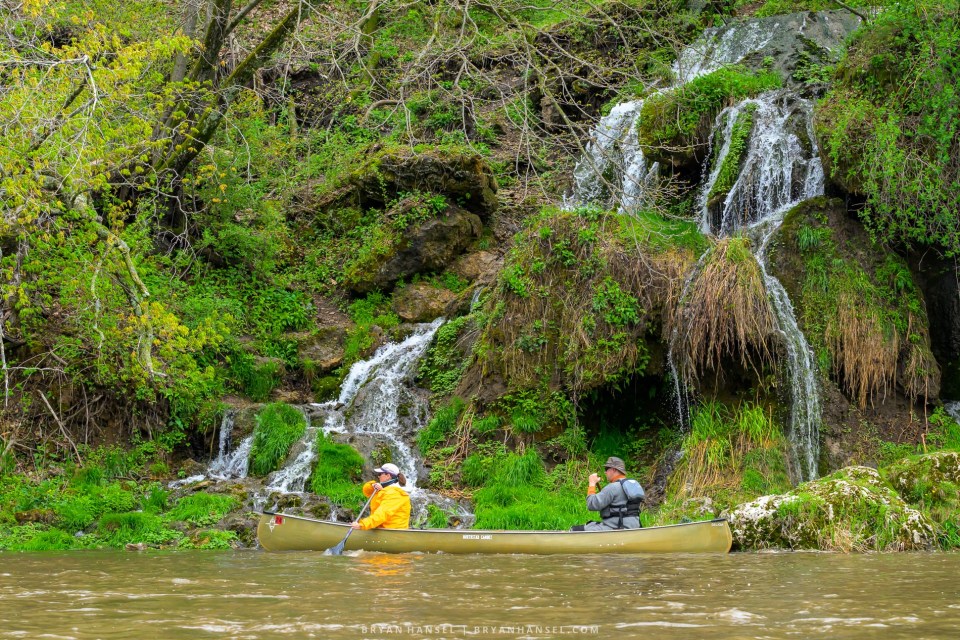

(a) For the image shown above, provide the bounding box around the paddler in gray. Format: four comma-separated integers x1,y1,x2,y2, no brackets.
572,456,644,531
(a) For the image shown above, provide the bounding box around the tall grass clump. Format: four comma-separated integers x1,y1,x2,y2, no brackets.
671,237,777,384
668,401,789,505
309,432,365,506
471,451,590,530
248,403,307,477
96,512,180,547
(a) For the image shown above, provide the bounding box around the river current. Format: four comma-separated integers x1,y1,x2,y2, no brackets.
2,551,959,639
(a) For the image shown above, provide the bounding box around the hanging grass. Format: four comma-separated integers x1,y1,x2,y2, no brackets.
248,403,307,477
671,237,777,385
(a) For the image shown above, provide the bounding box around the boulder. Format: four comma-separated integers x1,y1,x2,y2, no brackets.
450,251,502,283
295,326,349,373
355,149,497,216
347,205,482,293
886,451,960,506
725,466,935,551
391,283,457,322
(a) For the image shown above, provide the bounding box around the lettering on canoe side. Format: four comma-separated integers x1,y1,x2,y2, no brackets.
462,534,493,540
711,522,725,527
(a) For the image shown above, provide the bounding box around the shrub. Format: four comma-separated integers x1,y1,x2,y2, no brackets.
418,398,465,452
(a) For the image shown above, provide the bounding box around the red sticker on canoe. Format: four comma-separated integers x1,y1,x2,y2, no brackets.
274,515,283,525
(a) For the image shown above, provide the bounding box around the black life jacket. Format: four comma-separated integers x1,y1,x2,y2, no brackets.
599,479,645,529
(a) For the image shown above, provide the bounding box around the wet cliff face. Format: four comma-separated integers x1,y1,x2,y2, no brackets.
912,259,960,400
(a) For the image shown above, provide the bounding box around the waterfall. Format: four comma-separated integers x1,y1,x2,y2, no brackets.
567,20,831,480
322,318,445,491
265,407,318,493
208,410,254,480
696,91,825,482
565,100,659,214
946,402,960,425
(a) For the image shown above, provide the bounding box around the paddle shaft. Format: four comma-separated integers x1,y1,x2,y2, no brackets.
326,488,377,554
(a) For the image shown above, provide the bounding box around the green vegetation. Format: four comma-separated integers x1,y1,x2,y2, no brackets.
639,66,781,163
166,493,238,526
816,0,960,256
778,199,939,407
706,104,756,206
309,433,365,506
672,237,777,384
471,451,591,530
248,404,308,477
665,401,790,510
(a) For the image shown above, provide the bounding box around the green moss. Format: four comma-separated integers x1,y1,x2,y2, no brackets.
167,493,238,526
418,315,471,395
309,432,365,506
638,66,781,161
707,104,756,205
180,529,238,550
816,1,960,255
248,403,308,477
777,198,939,407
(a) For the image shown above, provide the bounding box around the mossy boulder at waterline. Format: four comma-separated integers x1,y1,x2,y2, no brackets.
886,452,960,538
726,466,936,552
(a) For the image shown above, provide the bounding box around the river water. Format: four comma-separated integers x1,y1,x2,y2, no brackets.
2,551,959,639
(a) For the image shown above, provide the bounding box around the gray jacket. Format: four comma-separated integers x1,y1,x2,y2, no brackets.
585,481,642,530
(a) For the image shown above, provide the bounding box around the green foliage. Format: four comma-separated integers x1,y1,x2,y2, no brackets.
180,529,239,550
97,512,181,547
817,1,960,255
418,398,465,452
309,433,365,506
591,277,642,328
782,199,938,407
166,493,238,526
706,104,756,204
340,293,401,371
471,453,590,530
0,525,81,552
248,403,307,477
419,315,471,395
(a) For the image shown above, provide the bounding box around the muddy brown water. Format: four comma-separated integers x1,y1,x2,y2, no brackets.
2,550,959,639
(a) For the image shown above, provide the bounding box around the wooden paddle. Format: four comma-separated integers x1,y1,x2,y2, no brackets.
325,489,377,555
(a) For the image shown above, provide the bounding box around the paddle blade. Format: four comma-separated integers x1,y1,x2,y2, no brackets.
324,529,352,555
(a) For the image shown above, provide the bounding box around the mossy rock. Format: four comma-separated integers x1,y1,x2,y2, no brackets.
345,205,482,293
726,466,935,551
391,282,457,322
886,452,960,510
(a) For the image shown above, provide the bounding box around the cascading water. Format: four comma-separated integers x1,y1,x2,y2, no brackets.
946,402,960,425
698,91,824,481
321,318,445,491
208,410,253,480
265,406,318,493
565,19,787,214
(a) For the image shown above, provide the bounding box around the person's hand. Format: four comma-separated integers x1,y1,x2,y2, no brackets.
372,482,383,492
351,522,362,530
588,473,600,487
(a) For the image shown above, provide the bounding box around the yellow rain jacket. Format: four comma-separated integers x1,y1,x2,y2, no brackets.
358,480,411,530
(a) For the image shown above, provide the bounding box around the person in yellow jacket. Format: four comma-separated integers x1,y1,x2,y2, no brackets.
351,463,411,530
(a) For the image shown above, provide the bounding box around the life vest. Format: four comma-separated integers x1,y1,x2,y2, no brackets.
599,479,645,529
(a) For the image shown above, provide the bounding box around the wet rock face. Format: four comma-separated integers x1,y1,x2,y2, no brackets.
726,466,936,551
348,205,482,293
296,326,349,373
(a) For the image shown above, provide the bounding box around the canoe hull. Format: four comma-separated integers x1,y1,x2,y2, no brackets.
256,513,733,554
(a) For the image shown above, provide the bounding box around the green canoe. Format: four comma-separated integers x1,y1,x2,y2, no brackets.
256,512,733,554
